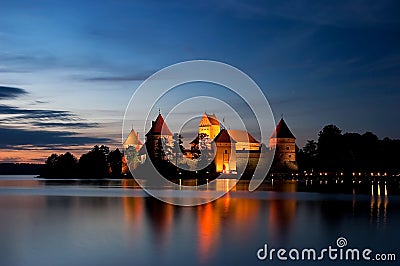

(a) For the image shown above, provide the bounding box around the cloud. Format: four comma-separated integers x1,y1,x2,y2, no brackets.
0,127,111,150
31,121,98,129
0,86,27,99
80,72,153,82
0,104,100,131
0,104,79,121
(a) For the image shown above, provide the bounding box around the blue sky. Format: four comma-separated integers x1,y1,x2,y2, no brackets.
1,0,400,162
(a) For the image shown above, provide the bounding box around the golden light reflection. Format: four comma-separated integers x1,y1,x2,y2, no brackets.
118,183,302,264
122,196,143,228
268,198,297,240
196,196,261,264
369,183,389,226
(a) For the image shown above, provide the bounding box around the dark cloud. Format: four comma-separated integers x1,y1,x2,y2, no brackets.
0,86,27,99
0,104,78,121
31,122,98,128
0,127,111,149
82,73,152,82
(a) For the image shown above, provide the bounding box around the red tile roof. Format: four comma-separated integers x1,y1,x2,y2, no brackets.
214,129,236,143
199,113,220,126
270,118,295,139
227,130,259,143
145,113,173,136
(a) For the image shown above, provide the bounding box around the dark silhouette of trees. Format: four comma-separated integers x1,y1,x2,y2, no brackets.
79,145,110,178
41,152,78,178
298,124,400,174
297,140,318,171
41,145,130,178
317,124,343,171
108,148,123,178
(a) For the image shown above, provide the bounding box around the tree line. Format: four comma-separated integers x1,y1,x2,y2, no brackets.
298,124,400,174
40,145,124,178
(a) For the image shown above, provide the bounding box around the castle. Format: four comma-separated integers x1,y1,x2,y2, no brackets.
123,112,298,174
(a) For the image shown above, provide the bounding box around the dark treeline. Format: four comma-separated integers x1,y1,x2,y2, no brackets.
40,145,124,178
297,124,400,174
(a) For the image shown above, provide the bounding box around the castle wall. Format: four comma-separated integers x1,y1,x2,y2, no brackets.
215,143,236,173
210,125,221,139
199,126,211,138
235,142,260,151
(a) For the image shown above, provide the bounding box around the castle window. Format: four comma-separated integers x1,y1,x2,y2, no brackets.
289,155,291,158
225,150,227,154
286,147,289,150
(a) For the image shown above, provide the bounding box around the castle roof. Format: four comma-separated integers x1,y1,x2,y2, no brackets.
145,113,173,136
270,118,295,139
199,113,220,127
214,129,237,143
227,130,260,144
124,129,142,146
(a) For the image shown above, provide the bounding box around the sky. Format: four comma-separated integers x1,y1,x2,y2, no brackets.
1,0,400,162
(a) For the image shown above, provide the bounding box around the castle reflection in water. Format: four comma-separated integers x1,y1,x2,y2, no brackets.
120,179,391,264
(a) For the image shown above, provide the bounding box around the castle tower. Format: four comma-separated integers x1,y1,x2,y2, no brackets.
123,129,143,152
199,113,221,140
269,118,298,171
214,129,236,173
145,113,173,160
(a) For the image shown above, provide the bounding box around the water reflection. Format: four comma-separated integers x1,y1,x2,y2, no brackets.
1,177,400,266
119,191,299,264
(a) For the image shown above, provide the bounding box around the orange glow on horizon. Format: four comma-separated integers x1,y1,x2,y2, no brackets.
0,144,121,164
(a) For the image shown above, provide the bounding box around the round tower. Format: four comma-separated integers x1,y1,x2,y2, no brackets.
269,118,298,171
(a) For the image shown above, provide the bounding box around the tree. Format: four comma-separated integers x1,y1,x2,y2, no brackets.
317,124,343,171
108,148,123,178
125,146,139,171
42,152,78,178
171,133,184,167
297,140,318,171
79,145,110,178
303,140,318,158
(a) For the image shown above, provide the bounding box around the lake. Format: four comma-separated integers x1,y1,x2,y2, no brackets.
0,175,399,266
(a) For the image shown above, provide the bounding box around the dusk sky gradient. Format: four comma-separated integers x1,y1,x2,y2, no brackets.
1,0,400,162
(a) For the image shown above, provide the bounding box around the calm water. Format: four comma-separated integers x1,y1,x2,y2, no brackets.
0,175,399,266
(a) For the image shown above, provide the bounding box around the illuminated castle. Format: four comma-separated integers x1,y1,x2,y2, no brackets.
123,129,143,152
199,113,221,140
125,112,298,174
144,112,173,161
